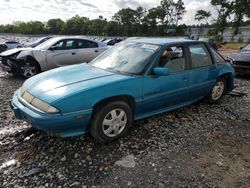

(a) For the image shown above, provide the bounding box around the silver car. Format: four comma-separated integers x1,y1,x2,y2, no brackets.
227,44,250,75
0,36,108,78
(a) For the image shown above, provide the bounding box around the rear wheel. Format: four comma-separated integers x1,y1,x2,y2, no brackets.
90,101,132,143
208,77,226,103
18,59,40,78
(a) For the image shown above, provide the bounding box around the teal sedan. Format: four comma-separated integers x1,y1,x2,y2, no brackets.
10,38,235,143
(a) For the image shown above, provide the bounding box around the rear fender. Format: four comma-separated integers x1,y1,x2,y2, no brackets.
217,63,235,92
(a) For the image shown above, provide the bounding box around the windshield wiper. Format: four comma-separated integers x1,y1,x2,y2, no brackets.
107,67,122,74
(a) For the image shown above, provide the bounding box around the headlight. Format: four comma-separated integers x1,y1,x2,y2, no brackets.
226,57,234,64
20,86,26,95
20,89,59,113
31,97,59,113
11,52,20,59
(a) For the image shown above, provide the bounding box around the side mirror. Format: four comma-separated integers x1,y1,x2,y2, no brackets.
153,67,170,76
49,46,57,51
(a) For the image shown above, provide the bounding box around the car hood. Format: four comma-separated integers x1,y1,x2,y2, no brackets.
229,51,250,62
0,47,32,56
23,63,118,97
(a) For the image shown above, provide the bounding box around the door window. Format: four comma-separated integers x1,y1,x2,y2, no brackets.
53,39,77,50
77,40,98,48
158,46,186,73
54,41,64,50
189,44,213,68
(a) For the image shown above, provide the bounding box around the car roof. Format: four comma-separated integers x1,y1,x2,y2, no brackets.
52,36,96,41
48,36,104,45
127,37,198,46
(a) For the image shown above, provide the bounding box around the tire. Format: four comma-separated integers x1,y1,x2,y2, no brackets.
89,101,132,143
208,77,226,103
18,59,40,78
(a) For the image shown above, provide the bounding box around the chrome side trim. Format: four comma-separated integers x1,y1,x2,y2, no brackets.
62,109,93,116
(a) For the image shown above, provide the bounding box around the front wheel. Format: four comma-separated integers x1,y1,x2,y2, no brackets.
89,101,132,143
208,78,226,103
18,60,40,78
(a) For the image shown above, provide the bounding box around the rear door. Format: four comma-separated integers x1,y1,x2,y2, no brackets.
46,39,79,69
77,39,104,63
187,43,218,100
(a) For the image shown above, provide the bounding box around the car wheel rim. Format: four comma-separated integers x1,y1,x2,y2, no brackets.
211,81,224,100
102,109,127,138
20,62,37,78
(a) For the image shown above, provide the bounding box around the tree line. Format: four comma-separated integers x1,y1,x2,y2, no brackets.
195,0,250,40
0,0,249,40
0,0,186,36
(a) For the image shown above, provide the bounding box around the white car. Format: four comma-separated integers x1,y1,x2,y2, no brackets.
0,36,108,78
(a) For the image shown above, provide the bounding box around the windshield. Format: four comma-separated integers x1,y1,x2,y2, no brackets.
89,41,160,74
242,44,250,51
32,37,45,44
34,37,59,50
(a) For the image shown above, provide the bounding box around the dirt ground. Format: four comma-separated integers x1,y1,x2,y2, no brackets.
0,55,250,187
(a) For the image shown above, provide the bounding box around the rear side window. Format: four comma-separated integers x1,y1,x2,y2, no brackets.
210,47,225,64
78,40,98,48
189,44,213,68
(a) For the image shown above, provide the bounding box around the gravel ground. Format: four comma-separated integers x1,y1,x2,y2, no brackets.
0,48,250,187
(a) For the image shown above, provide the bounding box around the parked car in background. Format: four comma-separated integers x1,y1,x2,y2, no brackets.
0,43,8,53
5,41,23,49
10,38,234,143
227,44,250,75
25,36,53,48
0,41,22,53
199,38,221,51
103,38,122,46
0,36,108,78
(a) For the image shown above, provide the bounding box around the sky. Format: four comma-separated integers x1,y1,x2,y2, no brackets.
0,0,217,25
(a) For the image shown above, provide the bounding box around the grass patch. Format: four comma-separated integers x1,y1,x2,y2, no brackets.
221,42,247,50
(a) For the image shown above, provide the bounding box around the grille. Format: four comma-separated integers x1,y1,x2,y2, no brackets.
234,61,250,66
1,57,7,65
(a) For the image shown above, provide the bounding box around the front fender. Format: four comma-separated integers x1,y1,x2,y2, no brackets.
16,50,34,60
50,76,143,114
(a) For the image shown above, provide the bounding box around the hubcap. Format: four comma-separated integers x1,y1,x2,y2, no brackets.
102,109,127,138
211,81,224,100
20,62,37,78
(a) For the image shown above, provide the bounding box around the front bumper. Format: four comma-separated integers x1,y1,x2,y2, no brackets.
10,92,92,137
0,56,18,72
232,64,250,75
0,63,12,72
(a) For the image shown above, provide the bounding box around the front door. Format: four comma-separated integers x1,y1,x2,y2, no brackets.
142,45,189,114
46,39,79,69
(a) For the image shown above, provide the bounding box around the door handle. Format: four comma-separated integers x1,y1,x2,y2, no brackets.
94,50,99,53
72,52,76,55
